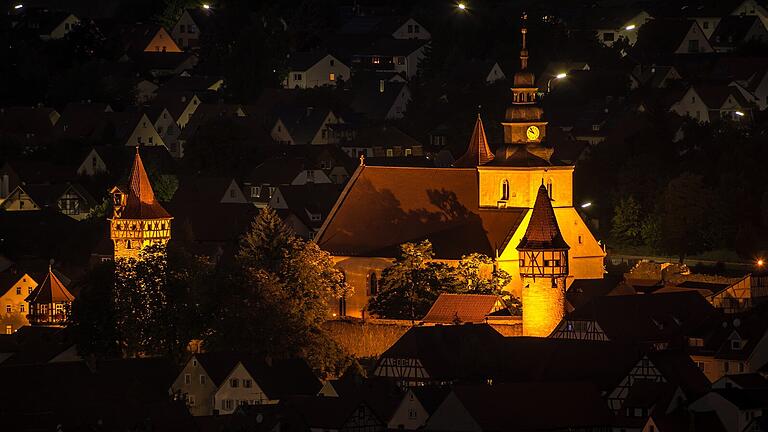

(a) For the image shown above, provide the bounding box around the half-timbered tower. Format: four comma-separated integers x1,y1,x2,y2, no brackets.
109,148,172,260
517,184,570,337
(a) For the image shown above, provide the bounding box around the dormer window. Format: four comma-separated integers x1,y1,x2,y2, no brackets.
731,339,742,350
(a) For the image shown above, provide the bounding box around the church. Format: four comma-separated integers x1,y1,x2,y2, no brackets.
316,19,605,336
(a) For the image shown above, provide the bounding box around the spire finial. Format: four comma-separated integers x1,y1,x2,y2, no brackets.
477,104,482,119
359,153,366,166
520,12,529,70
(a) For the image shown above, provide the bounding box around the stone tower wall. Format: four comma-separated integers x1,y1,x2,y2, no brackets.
522,276,566,337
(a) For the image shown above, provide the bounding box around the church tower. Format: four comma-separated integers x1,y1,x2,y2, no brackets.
494,13,553,164
517,183,570,337
109,148,172,260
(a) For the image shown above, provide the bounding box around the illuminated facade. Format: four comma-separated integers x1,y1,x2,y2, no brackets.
316,15,605,320
109,148,172,260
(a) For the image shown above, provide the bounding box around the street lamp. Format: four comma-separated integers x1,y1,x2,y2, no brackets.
625,24,636,30
457,2,467,11
13,3,23,9
735,111,745,117
758,259,764,267
547,73,567,93
202,3,211,9
580,202,592,209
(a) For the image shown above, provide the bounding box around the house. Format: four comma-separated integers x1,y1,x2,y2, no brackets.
339,125,423,159
145,107,182,155
709,57,768,110
135,79,159,103
670,85,755,124
421,294,510,325
0,266,38,334
14,8,81,40
131,51,200,78
710,15,768,52
0,183,95,220
284,52,350,89
424,382,613,432
388,387,449,430
350,81,411,120
76,145,176,178
732,0,768,30
632,19,714,58
269,183,341,238
690,388,768,432
112,112,168,148
121,23,182,54
0,106,60,149
350,38,429,79
0,160,74,204
270,107,342,145
243,157,333,207
172,177,248,205
151,91,202,129
573,7,653,47
0,325,80,365
171,7,214,49
687,310,768,383
338,16,431,41
550,291,720,346
629,65,683,89
169,352,321,416
678,3,731,38
642,411,727,432
54,102,113,141
713,373,768,390
159,74,225,94
175,103,248,158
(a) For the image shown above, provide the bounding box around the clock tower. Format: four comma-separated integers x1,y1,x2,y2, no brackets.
495,13,553,164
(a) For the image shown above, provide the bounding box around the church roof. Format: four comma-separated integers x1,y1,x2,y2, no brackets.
517,184,569,250
453,116,494,167
316,166,527,259
422,293,504,324
120,149,171,220
25,267,74,304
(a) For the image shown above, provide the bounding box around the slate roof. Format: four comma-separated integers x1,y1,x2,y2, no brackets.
712,388,768,409
316,166,528,258
422,294,504,324
517,184,569,250
120,149,172,219
453,116,494,167
25,266,75,304
448,381,613,431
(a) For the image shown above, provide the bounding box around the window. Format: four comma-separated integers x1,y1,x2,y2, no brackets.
578,235,583,244
688,39,699,52
184,374,191,384
148,136,153,144
16,287,21,295
547,179,553,198
408,408,417,419
293,73,302,81
230,188,236,198
407,24,413,33
200,375,206,385
405,148,412,156
189,25,196,34
544,259,561,267
329,73,335,81
739,362,746,373
28,287,33,294
732,339,742,350
251,186,261,198
414,24,421,33
396,56,406,65
603,32,615,42
19,304,24,313
222,399,234,410
231,378,239,388
724,361,730,373
369,272,378,295
501,179,510,200
386,149,394,157
5,325,11,334
5,305,10,313
188,395,196,406
268,187,276,197
244,379,252,388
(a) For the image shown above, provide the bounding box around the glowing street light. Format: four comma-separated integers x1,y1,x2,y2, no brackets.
625,24,636,30
758,259,764,267
13,4,23,9
735,111,745,117
457,2,467,11
581,202,592,209
547,73,567,93
202,3,211,9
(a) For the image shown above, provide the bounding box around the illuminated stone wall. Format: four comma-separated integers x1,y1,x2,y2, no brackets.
522,276,566,337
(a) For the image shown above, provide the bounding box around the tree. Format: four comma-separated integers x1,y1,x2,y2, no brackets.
611,196,643,245
206,208,351,374
70,261,121,359
657,173,712,263
367,241,519,320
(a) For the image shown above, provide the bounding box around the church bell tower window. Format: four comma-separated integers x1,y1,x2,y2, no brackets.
501,179,510,201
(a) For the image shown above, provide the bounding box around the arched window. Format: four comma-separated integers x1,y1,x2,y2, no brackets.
501,179,510,200
547,179,553,199
369,272,378,296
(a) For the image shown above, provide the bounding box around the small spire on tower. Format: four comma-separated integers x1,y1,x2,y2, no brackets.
520,12,529,70
453,114,494,167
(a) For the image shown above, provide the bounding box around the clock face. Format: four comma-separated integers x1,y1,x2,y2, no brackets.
526,125,540,141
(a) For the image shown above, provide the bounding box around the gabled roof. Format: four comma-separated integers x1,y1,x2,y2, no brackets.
711,388,768,409
633,19,700,56
316,166,528,258
25,266,75,304
0,106,58,135
453,116,494,167
691,85,752,109
159,75,223,93
172,176,243,204
276,107,335,144
338,16,423,37
711,15,763,48
350,81,408,121
11,183,95,211
354,38,428,57
119,149,171,219
287,51,341,71
517,184,569,250
340,125,422,149
447,382,612,431
274,183,343,230
422,293,504,324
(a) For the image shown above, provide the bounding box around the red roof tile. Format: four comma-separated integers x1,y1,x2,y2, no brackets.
453,115,494,167
422,293,504,323
25,267,74,304
121,149,171,220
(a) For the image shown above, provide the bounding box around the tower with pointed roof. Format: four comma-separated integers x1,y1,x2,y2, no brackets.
517,184,570,336
109,148,172,260
26,265,75,326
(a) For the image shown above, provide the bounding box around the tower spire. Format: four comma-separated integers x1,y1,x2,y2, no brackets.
520,12,529,70
453,115,494,167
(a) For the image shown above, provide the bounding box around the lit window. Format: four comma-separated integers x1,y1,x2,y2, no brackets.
251,186,261,198
329,73,335,81
5,325,11,334
386,149,394,157
405,148,412,156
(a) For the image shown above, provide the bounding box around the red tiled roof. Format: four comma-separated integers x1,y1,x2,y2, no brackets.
453,116,494,167
422,293,503,323
25,267,74,304
316,166,527,259
121,149,171,219
517,184,569,250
